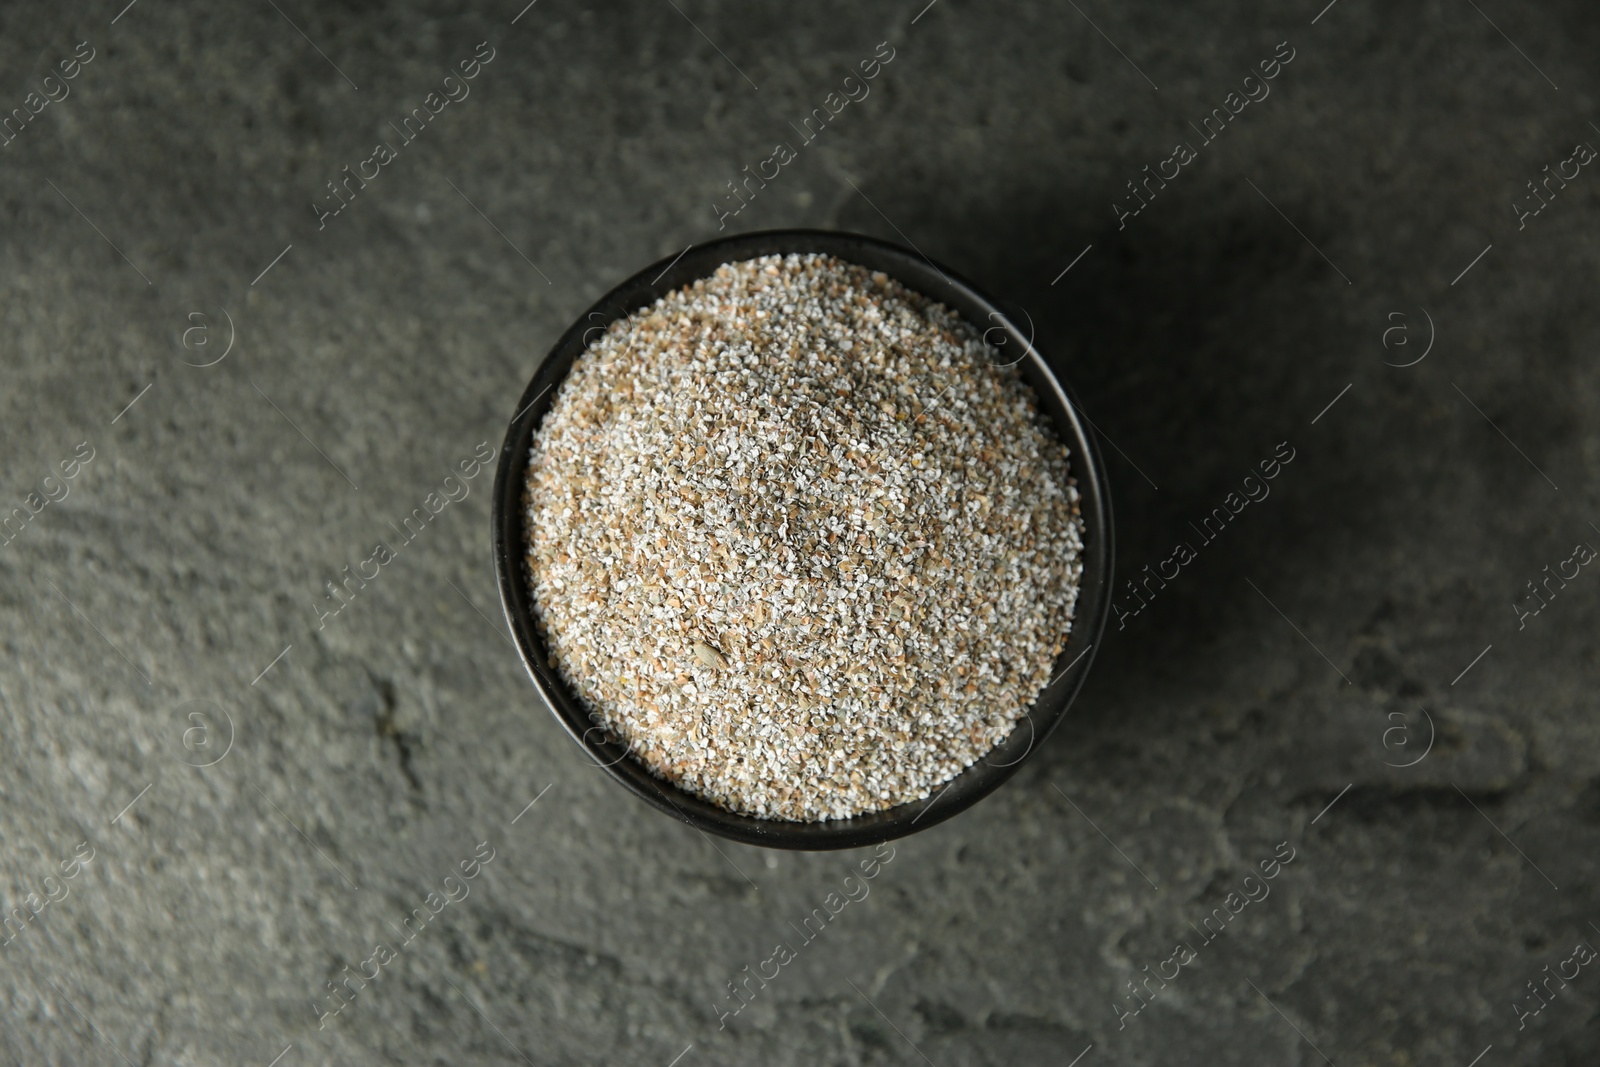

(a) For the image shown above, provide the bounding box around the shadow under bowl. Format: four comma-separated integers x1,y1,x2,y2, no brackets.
491,229,1114,850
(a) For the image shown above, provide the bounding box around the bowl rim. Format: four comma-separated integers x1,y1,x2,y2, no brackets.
491,228,1114,850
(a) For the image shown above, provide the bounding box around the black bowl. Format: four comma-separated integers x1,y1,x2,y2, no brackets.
491,229,1113,850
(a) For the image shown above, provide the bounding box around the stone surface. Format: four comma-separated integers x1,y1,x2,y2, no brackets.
1,1,1597,1064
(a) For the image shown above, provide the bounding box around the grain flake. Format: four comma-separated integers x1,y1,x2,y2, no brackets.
525,254,1084,822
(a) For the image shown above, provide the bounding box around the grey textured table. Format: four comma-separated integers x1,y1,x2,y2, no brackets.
3,2,1597,1064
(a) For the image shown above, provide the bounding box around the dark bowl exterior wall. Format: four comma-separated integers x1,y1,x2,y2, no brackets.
491,230,1113,850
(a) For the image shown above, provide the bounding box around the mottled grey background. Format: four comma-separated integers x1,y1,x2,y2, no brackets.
2,0,1598,1064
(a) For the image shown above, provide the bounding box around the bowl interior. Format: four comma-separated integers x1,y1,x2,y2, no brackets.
491,229,1113,850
